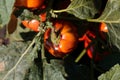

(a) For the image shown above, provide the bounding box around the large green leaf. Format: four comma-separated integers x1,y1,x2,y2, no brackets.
88,0,120,23
0,0,15,28
0,42,37,80
53,0,100,19
53,0,101,19
66,0,99,19
98,64,120,80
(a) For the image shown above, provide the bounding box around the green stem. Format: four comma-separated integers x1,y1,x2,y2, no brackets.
41,44,47,64
75,49,86,63
87,18,120,23
41,43,47,80
53,9,68,13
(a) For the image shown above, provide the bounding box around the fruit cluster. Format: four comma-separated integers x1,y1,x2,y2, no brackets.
14,0,110,62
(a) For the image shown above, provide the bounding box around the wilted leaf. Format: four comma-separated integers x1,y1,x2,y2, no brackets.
7,13,17,34
98,64,120,80
0,27,6,38
0,15,2,27
0,0,15,28
88,0,120,23
55,0,99,19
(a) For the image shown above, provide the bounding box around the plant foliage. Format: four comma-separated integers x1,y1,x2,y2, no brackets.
98,64,120,80
0,0,120,80
0,0,15,28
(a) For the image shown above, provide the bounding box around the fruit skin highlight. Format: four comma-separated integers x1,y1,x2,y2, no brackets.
22,19,40,32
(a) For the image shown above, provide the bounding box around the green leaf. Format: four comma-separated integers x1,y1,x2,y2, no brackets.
66,0,99,19
43,60,66,80
0,0,15,28
24,63,42,80
98,64,120,80
107,23,120,49
0,41,36,80
88,0,120,23
42,58,91,80
53,0,99,19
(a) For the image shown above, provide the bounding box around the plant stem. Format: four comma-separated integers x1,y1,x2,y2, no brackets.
87,19,120,23
53,9,68,13
41,44,47,64
75,49,86,63
41,43,48,80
